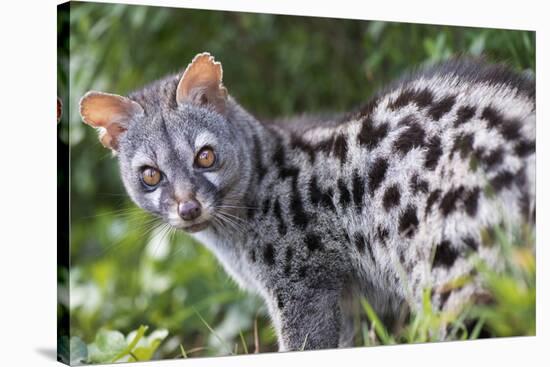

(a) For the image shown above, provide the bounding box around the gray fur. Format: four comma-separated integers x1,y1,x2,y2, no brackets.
83,57,535,351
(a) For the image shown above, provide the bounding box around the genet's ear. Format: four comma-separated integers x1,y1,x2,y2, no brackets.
79,91,144,151
176,52,228,114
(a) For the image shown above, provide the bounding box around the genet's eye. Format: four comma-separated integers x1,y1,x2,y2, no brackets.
141,167,162,187
195,147,216,168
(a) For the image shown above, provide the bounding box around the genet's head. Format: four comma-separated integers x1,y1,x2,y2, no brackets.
80,53,249,233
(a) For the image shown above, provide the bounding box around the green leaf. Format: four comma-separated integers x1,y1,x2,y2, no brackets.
111,325,148,362
131,329,168,361
87,329,127,363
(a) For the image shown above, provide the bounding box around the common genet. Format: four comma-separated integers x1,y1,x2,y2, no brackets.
80,53,535,351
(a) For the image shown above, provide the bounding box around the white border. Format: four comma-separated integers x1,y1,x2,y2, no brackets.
0,0,547,366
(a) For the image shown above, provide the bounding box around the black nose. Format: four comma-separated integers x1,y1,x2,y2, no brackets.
178,200,202,221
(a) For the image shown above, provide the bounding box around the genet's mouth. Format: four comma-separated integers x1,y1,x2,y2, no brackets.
181,221,209,233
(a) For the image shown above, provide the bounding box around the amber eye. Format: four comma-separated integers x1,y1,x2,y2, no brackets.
195,147,216,168
141,167,161,187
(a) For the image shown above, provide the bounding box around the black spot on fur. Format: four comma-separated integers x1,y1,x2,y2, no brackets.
273,199,287,235
499,119,522,141
464,187,480,217
338,178,351,207
353,232,365,253
389,88,434,110
290,135,316,163
290,180,309,229
280,166,300,180
305,233,322,253
249,249,256,263
481,106,501,128
277,294,285,309
426,189,442,214
410,174,429,194
433,240,459,268
284,247,293,275
263,243,275,265
247,207,255,219
262,198,270,215
515,140,535,157
351,170,365,210
332,134,348,164
273,141,286,167
425,136,443,170
383,184,401,211
481,148,504,169
357,97,380,118
462,236,479,251
377,226,389,245
274,139,300,181
490,171,514,192
389,89,417,110
321,188,337,212
439,186,465,217
482,106,522,141
399,205,419,237
514,168,531,222
358,118,389,149
473,146,486,159
394,123,426,155
451,133,474,159
252,134,268,183
454,105,476,127
298,266,307,278
428,95,456,121
368,158,388,195
309,176,322,205
414,88,435,108
397,114,419,127
316,138,333,154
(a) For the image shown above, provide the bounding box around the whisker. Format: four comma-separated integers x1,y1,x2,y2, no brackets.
79,207,147,220
215,204,258,210
216,209,248,225
212,213,235,233
96,215,164,258
150,223,172,258
214,212,246,235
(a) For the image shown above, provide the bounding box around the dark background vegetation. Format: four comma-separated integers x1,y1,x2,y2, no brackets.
58,1,535,363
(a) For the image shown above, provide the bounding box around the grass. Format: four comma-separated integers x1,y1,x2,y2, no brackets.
178,311,263,358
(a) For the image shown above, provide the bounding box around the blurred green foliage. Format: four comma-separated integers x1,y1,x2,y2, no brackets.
58,1,535,362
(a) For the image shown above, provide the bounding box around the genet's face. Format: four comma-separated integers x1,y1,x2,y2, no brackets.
117,105,242,233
